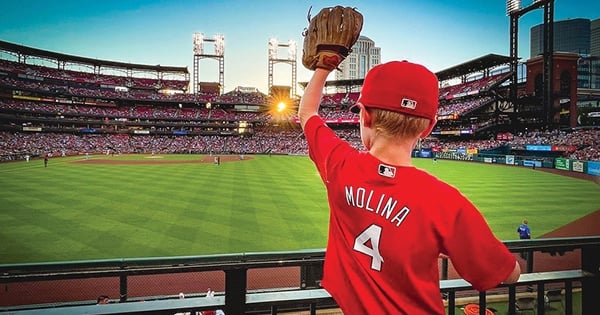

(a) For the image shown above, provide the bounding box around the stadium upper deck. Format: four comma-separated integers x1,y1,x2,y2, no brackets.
1,39,598,163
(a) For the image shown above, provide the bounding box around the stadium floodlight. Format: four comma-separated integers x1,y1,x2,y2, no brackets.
269,38,279,59
193,33,204,55
214,34,225,57
506,0,522,15
288,40,297,61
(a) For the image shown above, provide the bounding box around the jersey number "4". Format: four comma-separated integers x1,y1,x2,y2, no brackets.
353,224,384,271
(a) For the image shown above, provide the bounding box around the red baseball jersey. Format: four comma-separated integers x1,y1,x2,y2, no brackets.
304,116,516,315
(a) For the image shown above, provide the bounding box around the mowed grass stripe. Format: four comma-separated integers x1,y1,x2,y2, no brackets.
0,154,598,263
417,159,600,240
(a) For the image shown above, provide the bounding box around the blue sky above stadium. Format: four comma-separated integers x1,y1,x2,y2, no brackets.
0,0,597,94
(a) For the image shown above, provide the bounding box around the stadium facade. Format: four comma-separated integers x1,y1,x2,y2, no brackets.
530,17,600,91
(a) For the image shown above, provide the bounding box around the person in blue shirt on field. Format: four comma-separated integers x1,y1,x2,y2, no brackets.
517,219,531,259
517,219,531,239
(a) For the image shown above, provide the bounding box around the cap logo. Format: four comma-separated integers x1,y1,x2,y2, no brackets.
401,98,417,110
378,164,396,178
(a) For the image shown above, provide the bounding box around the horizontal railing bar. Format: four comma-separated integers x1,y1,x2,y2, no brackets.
3,236,599,280
0,251,327,276
1,237,598,314
1,296,225,315
503,236,600,251
5,270,591,315
0,258,326,283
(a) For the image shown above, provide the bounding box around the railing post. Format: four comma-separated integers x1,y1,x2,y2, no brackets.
565,281,573,315
508,285,516,315
478,291,486,315
581,243,600,315
526,251,534,273
119,265,128,302
441,258,448,280
225,268,247,315
536,283,545,315
447,291,456,315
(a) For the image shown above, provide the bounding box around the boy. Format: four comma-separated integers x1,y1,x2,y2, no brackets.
298,61,520,314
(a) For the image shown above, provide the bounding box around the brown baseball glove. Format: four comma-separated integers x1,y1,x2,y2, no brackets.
302,6,363,71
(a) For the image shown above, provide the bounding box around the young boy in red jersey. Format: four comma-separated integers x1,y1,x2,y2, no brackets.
298,61,521,315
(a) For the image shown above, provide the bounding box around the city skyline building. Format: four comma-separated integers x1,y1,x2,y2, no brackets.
530,17,600,90
591,18,600,57
530,18,595,57
335,35,381,82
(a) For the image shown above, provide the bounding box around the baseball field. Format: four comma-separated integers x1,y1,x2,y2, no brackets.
0,154,599,265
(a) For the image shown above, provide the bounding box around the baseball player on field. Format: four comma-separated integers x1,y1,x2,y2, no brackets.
298,7,520,314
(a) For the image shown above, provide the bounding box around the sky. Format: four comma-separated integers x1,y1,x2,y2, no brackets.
0,0,598,94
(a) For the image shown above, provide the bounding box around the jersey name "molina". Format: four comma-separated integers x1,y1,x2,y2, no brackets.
344,185,410,227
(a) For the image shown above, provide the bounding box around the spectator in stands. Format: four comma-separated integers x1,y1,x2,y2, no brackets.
96,295,110,304
200,289,222,315
298,61,520,314
174,292,191,315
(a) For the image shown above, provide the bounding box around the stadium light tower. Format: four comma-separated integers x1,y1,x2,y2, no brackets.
506,0,521,15
506,0,554,128
192,33,225,95
268,38,298,97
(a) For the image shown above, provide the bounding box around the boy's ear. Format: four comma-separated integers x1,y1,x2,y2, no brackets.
420,118,437,138
358,104,373,127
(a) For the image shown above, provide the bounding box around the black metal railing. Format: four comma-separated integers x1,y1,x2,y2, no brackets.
1,236,598,315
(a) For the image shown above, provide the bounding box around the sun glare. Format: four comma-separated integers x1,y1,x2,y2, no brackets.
277,102,286,112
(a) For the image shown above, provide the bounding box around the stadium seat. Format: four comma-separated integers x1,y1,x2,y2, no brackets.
515,297,536,314
544,289,563,311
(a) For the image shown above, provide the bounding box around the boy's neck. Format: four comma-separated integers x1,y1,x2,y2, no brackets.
368,138,417,167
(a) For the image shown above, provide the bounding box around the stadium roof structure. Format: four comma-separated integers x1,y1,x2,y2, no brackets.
435,53,513,81
298,78,364,88
0,40,189,74
299,54,514,90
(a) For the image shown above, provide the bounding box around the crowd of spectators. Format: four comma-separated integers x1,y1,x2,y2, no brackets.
0,59,271,105
1,99,599,162
439,72,507,100
2,59,599,163
0,99,273,123
438,97,493,116
0,59,188,91
1,125,599,163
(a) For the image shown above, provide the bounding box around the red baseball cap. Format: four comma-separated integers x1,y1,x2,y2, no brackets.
352,60,439,121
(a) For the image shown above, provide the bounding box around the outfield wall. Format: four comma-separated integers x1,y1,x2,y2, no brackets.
417,149,600,177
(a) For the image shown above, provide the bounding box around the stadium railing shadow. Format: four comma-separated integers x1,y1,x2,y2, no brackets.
0,236,598,315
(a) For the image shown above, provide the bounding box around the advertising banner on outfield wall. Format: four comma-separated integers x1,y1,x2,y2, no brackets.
523,160,542,168
572,161,585,173
419,149,432,158
506,155,515,165
588,161,600,176
555,158,570,171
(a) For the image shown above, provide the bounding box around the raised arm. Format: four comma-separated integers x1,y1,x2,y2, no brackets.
298,68,330,129
503,261,521,284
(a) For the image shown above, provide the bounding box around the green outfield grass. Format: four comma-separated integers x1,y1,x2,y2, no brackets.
0,154,598,264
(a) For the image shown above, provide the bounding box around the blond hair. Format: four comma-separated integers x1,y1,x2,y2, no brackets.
368,108,431,139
